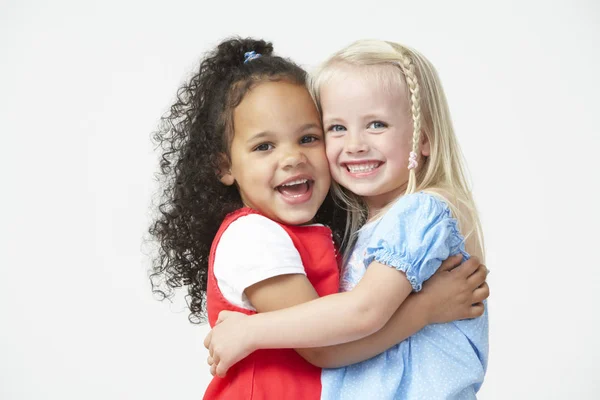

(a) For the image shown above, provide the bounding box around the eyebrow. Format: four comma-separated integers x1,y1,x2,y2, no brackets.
246,131,274,143
323,112,388,125
298,123,322,132
322,117,344,125
246,123,321,143
361,112,386,120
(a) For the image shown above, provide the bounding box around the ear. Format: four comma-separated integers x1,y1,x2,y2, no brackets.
419,131,431,157
217,153,235,186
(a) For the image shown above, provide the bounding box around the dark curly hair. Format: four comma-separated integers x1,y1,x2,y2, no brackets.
148,37,346,323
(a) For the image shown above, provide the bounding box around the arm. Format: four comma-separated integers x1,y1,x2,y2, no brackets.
206,194,482,375
211,217,410,348
303,255,488,368
244,265,421,365
243,260,413,348
204,262,413,377
207,255,487,373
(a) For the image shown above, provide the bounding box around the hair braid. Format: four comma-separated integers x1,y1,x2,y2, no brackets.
395,48,422,194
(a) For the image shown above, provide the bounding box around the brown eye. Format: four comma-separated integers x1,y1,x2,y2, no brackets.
300,135,318,144
254,143,273,152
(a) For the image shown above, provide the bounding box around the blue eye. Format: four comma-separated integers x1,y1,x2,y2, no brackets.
254,143,273,151
328,125,346,132
368,121,387,129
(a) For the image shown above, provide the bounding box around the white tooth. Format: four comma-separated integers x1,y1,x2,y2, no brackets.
348,162,379,173
282,179,308,186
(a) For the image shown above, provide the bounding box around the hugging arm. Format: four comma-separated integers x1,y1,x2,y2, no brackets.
206,254,487,375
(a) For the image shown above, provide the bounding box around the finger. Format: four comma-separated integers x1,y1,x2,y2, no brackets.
472,283,490,303
467,265,487,288
474,263,489,276
438,254,463,272
216,310,232,325
470,303,485,318
210,363,217,377
216,361,229,378
203,330,212,349
207,356,214,366
456,256,480,277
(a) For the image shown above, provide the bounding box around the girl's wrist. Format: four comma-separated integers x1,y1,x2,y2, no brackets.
245,314,263,352
415,291,437,326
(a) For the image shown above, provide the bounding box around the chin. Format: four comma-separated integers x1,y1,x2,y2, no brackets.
339,184,377,197
276,208,317,226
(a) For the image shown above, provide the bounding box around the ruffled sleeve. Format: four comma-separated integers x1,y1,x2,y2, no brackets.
364,192,468,291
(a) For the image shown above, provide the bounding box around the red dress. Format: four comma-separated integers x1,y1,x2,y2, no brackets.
203,208,340,399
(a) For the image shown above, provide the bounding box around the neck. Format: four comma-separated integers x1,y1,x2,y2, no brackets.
365,184,408,221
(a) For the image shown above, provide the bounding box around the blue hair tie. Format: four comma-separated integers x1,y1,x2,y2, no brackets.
244,51,262,64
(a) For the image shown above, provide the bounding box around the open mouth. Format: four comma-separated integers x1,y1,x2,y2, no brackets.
276,178,314,198
344,162,382,174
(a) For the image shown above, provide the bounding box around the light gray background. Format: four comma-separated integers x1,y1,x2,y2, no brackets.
1,0,598,398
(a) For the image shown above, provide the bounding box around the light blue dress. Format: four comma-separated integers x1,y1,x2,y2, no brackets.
321,193,488,400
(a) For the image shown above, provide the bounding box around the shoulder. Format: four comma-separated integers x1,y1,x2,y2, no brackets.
220,213,294,247
380,192,451,227
217,214,303,266
368,191,462,253
364,192,467,291
214,214,306,309
423,189,484,260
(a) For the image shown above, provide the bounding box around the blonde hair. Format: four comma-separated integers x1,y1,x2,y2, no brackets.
310,39,485,262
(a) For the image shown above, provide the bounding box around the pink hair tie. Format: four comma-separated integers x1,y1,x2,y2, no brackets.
408,151,418,170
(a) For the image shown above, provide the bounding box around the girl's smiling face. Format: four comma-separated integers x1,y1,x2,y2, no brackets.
221,80,331,225
321,64,429,215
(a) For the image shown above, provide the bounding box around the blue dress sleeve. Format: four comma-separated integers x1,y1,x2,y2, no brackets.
364,193,468,292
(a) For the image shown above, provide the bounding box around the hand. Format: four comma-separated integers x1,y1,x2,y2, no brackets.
204,310,254,377
420,255,489,324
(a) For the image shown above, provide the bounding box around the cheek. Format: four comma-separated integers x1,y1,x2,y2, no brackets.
305,146,329,168
325,137,341,166
325,152,344,182
383,130,409,147
240,157,267,185
379,132,411,161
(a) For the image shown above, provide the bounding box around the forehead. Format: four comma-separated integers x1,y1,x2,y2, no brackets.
234,81,320,131
319,64,408,115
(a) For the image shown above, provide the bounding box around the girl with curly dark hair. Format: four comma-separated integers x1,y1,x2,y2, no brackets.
150,37,488,399
148,37,343,324
149,36,346,399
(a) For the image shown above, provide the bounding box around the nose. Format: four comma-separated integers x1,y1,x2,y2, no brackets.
345,132,369,154
281,146,307,170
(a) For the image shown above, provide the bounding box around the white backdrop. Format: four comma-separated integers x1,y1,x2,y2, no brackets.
1,0,599,399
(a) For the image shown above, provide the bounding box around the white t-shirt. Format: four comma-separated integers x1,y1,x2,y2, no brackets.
213,214,306,310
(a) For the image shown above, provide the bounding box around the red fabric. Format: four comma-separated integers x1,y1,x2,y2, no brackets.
203,208,339,399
